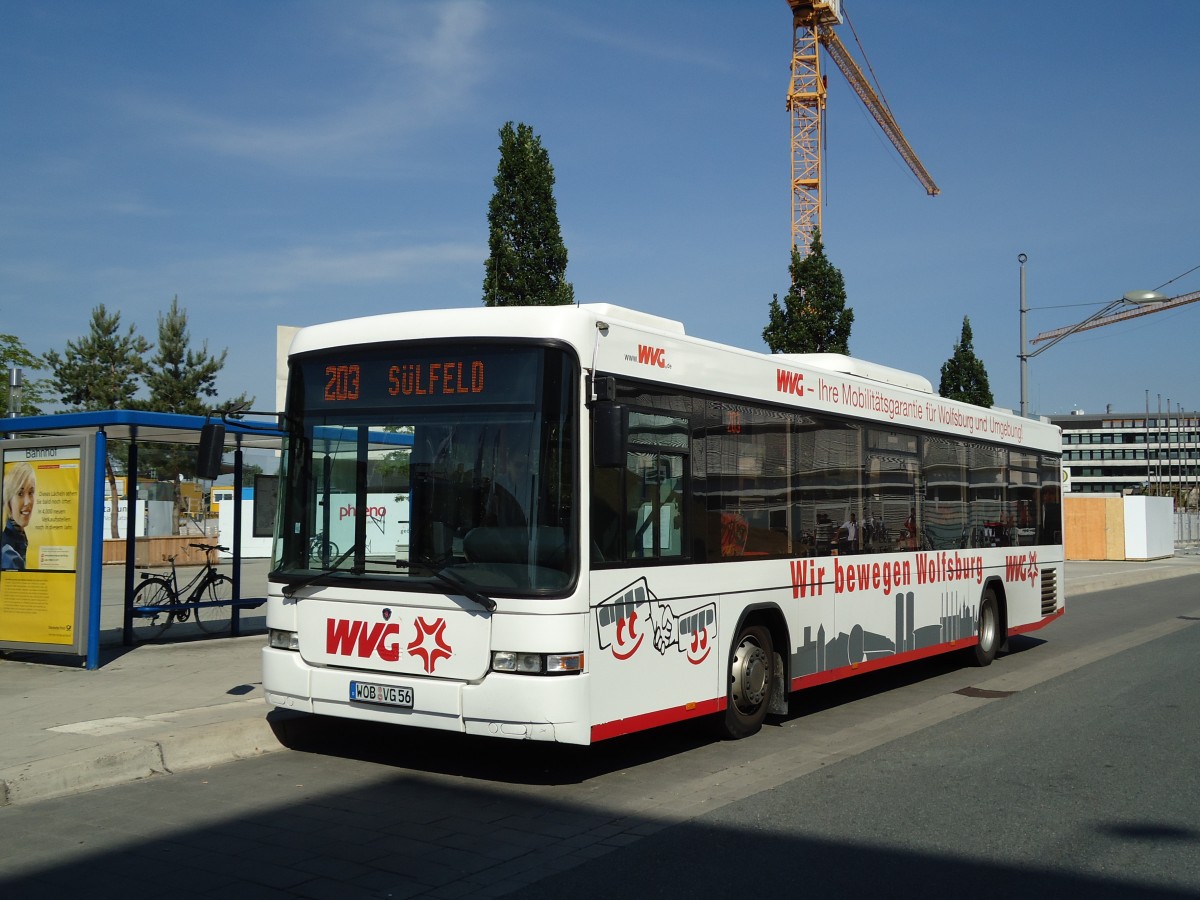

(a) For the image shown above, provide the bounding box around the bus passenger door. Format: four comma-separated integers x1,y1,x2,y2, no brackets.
589,568,718,737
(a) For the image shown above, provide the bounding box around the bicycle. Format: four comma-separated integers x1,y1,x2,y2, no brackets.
129,542,234,641
308,532,339,563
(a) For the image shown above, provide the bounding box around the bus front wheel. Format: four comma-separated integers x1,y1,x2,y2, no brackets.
719,624,774,740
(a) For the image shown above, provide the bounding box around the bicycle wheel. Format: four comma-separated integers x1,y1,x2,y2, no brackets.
195,573,234,633
130,578,176,642
309,537,339,565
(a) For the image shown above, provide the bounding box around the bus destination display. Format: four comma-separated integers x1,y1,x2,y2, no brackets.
301,347,537,411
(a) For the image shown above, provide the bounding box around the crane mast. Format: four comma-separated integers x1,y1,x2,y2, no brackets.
787,0,939,255
787,18,825,257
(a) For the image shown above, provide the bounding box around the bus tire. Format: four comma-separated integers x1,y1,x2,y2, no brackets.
972,588,1000,667
719,624,774,740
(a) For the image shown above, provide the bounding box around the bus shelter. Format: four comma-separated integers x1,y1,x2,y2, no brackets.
0,410,283,669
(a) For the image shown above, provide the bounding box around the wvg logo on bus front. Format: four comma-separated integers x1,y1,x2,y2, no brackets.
325,616,453,674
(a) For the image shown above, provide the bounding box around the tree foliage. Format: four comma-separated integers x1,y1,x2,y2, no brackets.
0,334,52,415
939,316,994,407
42,299,250,535
43,304,151,537
482,121,573,307
762,230,853,354
143,296,225,416
138,296,251,499
43,304,150,411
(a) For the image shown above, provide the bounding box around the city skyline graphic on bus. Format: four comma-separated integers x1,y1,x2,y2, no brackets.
792,591,977,679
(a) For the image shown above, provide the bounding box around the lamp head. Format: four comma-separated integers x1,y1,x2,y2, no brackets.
1123,290,1168,305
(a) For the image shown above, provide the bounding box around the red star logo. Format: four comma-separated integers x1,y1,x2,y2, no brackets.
1026,551,1039,584
407,617,452,674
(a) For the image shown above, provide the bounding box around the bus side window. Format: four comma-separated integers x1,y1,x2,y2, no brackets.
626,452,684,560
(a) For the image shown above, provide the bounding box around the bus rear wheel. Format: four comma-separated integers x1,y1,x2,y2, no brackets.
718,624,774,740
972,588,1001,667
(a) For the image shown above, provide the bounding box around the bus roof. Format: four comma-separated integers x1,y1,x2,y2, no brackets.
286,303,1060,453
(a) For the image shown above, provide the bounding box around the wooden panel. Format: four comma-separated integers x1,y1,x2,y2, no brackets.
102,536,220,567
1064,496,1125,560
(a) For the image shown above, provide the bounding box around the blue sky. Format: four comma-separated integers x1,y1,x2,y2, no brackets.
3,0,1198,420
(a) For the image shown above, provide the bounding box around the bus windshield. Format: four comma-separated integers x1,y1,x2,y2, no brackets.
273,343,578,596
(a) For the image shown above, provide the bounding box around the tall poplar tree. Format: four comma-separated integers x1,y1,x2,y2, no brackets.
44,304,152,536
762,230,853,354
939,316,994,407
482,121,573,306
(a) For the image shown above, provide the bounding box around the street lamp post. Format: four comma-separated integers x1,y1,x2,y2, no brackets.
1018,254,1029,417
1016,253,1168,418
7,368,21,418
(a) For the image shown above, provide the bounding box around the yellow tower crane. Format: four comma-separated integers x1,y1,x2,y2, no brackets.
787,0,939,254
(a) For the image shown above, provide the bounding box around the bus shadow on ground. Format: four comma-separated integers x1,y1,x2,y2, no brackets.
0,755,1192,900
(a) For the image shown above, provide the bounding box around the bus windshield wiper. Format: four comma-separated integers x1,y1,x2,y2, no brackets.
405,555,496,612
282,545,358,597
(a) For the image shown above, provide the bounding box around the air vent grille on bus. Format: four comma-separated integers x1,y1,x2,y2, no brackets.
1040,568,1058,616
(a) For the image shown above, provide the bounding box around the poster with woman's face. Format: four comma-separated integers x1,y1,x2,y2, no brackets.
1,446,82,646
3,449,80,572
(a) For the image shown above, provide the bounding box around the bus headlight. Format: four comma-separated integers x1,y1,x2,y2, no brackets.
269,629,300,651
492,651,584,675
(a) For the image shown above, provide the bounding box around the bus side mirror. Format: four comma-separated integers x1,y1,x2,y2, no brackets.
593,404,625,468
589,374,616,403
197,423,226,480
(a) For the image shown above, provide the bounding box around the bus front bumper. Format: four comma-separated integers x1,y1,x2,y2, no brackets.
262,646,592,744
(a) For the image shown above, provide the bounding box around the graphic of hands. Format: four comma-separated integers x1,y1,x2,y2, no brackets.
649,602,676,653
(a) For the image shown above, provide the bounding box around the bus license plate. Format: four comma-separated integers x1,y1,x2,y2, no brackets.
349,681,414,708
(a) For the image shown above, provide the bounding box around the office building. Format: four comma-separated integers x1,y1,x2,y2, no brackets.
1052,409,1199,502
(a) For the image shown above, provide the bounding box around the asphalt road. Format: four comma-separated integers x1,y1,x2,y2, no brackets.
523,613,1200,899
1,575,1197,899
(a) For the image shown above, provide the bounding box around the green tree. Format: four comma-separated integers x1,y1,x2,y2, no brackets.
142,296,226,417
482,121,574,306
762,230,853,354
44,304,152,537
0,334,53,415
43,304,150,410
139,296,252,530
939,316,994,407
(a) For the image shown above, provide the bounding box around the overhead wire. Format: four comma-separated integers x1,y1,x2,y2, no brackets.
1035,262,1200,311
1153,263,1200,293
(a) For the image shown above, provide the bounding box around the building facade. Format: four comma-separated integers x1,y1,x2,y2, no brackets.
1052,410,1200,503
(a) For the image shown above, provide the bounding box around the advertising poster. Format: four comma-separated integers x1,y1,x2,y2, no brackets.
0,444,82,645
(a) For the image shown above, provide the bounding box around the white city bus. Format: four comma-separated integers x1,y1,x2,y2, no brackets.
262,303,1063,743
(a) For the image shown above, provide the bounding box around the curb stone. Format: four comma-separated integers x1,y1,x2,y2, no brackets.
0,715,296,807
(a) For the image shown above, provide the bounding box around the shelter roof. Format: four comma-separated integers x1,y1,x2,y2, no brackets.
0,410,283,450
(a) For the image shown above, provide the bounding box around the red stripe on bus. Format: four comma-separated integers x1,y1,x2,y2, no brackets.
789,639,972,691
1008,606,1065,636
591,698,723,743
